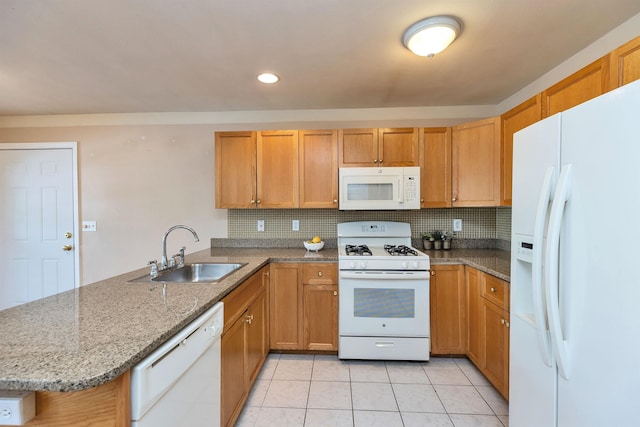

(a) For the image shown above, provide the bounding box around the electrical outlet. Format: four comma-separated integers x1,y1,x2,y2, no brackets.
453,219,462,232
0,391,36,425
257,220,265,232
292,220,300,231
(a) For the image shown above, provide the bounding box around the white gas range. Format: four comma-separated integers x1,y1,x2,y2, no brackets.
337,221,431,361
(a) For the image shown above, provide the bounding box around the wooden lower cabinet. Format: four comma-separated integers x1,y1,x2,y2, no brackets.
269,263,304,350
303,263,338,351
221,266,270,427
465,266,483,366
465,266,510,400
429,264,466,355
12,371,130,427
270,262,338,351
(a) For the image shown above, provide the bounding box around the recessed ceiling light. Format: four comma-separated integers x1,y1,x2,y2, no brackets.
403,15,462,57
257,73,279,84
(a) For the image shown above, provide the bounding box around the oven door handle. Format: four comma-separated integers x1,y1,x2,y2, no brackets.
339,271,430,280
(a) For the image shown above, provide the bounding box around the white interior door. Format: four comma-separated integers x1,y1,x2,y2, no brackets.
0,143,78,310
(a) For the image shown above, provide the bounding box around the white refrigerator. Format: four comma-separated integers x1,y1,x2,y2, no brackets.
510,78,640,427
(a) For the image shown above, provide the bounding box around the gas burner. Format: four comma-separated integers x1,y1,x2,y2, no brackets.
384,244,418,256
345,244,372,256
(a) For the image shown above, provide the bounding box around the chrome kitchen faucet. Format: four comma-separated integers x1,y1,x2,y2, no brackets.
160,225,200,271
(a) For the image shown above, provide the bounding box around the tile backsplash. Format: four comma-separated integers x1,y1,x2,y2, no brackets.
228,207,512,242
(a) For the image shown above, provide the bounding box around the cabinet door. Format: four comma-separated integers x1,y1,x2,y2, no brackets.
610,36,640,88
378,127,419,166
299,129,339,208
338,128,379,167
215,131,256,208
500,95,542,206
430,265,466,355
465,267,483,366
246,289,268,384
420,127,451,208
483,300,510,399
542,55,611,117
452,117,501,207
269,263,304,349
303,283,338,351
221,316,246,427
257,130,299,208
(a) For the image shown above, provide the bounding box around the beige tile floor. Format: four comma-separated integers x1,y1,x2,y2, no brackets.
235,354,509,427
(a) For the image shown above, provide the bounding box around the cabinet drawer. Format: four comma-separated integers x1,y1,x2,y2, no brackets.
302,263,337,285
222,268,266,331
482,273,509,310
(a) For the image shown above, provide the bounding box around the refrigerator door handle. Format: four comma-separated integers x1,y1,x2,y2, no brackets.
532,166,555,367
545,163,573,380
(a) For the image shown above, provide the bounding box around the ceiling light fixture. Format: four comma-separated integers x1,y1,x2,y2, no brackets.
403,15,462,57
257,73,279,84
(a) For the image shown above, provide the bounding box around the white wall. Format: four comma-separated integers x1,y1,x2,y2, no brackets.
0,125,226,285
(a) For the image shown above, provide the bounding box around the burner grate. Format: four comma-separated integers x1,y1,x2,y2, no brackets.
384,244,418,256
345,244,372,256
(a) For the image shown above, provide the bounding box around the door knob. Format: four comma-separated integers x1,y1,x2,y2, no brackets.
64,232,72,238
62,245,73,251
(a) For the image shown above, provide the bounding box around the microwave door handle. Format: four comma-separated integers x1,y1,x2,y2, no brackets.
398,177,403,203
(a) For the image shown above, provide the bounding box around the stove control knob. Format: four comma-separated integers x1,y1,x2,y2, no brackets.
401,261,408,269
411,261,419,269
359,261,368,269
349,261,357,269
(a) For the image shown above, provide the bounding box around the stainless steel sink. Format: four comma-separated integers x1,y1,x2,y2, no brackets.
130,263,247,283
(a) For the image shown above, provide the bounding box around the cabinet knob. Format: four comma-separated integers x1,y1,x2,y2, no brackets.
452,196,457,202
257,199,261,204
317,271,323,277
420,198,424,203
490,287,497,292
333,199,338,203
373,160,377,163
379,159,383,163
251,199,256,204
501,318,505,325
505,321,510,328
333,291,337,296
431,270,435,276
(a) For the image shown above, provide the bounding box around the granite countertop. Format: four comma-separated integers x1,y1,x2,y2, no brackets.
0,246,509,392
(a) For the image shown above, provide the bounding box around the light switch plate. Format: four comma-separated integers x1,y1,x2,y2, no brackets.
453,219,462,232
292,220,299,231
257,220,265,232
82,221,97,232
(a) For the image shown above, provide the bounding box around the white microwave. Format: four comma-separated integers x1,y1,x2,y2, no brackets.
339,167,421,210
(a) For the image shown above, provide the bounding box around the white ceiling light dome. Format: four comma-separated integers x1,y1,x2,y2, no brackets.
403,15,462,57
257,73,280,84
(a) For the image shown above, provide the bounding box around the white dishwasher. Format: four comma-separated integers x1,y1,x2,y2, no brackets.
131,302,223,427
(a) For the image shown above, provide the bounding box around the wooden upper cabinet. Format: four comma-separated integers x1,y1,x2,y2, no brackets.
338,127,419,167
257,130,299,208
420,127,452,208
215,131,257,208
610,36,640,88
338,128,378,167
452,117,501,207
378,127,419,166
500,94,542,206
299,129,339,208
542,55,611,117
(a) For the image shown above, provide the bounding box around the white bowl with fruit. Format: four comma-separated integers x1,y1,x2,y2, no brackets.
303,236,324,251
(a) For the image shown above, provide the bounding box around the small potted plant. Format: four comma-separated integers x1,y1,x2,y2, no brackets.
432,230,443,250
422,232,434,250
442,231,453,250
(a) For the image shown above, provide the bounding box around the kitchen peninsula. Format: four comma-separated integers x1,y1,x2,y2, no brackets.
0,246,508,425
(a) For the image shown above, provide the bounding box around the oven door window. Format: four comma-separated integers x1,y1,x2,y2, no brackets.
353,288,415,318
